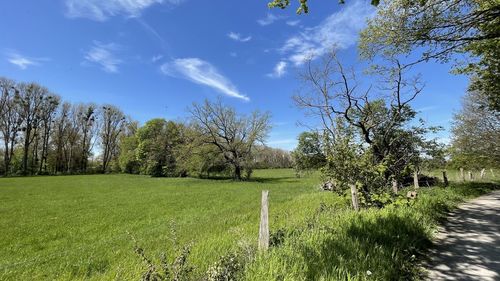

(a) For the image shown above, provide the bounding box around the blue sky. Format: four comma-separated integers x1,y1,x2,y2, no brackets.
0,0,468,150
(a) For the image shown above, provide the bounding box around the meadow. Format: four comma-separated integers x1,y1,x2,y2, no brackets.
0,169,331,280
0,169,497,280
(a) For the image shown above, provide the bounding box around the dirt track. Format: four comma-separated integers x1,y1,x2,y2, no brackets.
426,190,500,280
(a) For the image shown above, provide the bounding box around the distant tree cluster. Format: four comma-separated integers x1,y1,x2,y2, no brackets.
0,78,280,179
449,87,500,169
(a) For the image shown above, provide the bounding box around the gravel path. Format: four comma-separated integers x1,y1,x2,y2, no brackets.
426,190,500,280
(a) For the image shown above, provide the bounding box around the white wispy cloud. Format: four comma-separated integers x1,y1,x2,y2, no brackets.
84,41,122,73
151,54,164,63
279,0,375,66
5,51,48,69
286,20,300,26
65,0,183,21
161,58,249,101
257,13,281,26
227,32,252,42
267,61,287,78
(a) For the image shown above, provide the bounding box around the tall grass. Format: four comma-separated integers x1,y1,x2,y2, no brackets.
242,182,498,281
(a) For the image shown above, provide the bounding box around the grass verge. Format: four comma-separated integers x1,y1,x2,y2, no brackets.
242,182,499,281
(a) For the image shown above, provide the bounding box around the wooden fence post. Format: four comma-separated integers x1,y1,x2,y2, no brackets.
392,179,399,194
349,184,359,211
413,171,419,189
442,171,449,187
468,171,473,181
460,168,465,182
259,190,269,251
480,168,486,180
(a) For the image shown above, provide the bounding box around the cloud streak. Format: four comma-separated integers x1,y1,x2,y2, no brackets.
279,0,375,65
267,61,287,78
257,13,281,26
84,41,122,73
227,32,252,42
161,58,249,101
5,51,48,69
65,0,183,21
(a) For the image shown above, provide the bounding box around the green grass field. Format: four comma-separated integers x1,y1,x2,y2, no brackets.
0,169,497,280
0,169,332,280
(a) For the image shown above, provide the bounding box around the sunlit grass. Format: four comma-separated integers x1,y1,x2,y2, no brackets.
0,170,497,280
0,169,328,280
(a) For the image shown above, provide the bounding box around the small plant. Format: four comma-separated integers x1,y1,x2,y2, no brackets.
128,230,194,281
205,253,242,281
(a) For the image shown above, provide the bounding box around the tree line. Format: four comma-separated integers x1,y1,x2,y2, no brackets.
0,78,291,179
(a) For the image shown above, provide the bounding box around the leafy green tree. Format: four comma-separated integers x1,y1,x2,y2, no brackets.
291,131,326,174
136,119,185,177
118,121,140,174
450,88,500,169
359,0,500,111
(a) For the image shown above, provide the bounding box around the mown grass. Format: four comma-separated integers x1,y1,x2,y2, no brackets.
0,169,497,280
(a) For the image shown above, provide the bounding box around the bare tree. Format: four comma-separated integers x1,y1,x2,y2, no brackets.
76,104,99,172
18,83,49,175
0,78,23,175
37,94,60,174
294,51,429,187
100,105,126,172
189,99,271,180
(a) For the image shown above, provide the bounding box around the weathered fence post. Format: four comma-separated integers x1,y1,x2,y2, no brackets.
460,168,465,182
413,171,419,189
442,171,449,187
349,184,359,211
491,169,496,178
392,179,399,194
258,190,269,251
480,168,486,180
468,171,473,181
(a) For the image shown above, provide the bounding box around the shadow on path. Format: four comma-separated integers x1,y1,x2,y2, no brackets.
426,190,500,280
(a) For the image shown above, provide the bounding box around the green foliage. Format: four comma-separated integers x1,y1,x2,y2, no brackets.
135,119,185,177
359,0,500,111
291,131,326,175
267,0,380,14
449,88,500,169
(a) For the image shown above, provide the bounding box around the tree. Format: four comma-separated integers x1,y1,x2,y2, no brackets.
18,83,50,175
136,119,185,177
0,78,23,175
100,105,126,173
189,99,271,180
450,87,500,169
37,94,60,174
118,121,140,174
359,0,500,110
291,131,326,174
75,104,98,172
294,50,436,194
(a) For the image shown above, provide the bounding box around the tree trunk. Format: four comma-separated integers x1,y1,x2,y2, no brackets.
442,171,449,187
234,165,242,180
460,168,465,182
